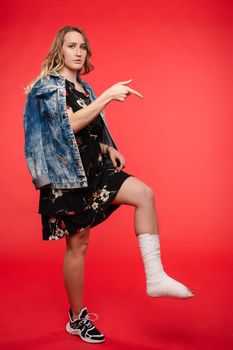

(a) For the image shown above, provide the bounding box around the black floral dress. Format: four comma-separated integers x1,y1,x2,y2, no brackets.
39,79,132,240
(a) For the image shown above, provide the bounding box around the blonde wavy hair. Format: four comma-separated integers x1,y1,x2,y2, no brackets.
24,25,94,94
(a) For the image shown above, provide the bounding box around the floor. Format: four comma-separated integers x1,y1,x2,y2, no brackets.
1,228,232,350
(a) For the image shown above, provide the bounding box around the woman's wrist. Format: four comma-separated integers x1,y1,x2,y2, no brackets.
105,144,110,154
99,142,111,154
99,90,113,105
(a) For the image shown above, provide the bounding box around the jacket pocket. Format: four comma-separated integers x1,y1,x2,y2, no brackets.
54,150,74,180
35,86,59,97
37,89,59,120
55,151,69,166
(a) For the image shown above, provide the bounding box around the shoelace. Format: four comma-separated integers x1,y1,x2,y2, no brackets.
78,313,99,330
83,312,99,322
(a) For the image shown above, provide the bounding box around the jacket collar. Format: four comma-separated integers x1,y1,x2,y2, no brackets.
49,70,84,85
48,71,93,95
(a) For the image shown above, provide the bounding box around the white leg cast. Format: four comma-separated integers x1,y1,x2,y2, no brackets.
138,233,194,298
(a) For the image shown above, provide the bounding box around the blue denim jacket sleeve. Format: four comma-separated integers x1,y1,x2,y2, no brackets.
23,91,52,189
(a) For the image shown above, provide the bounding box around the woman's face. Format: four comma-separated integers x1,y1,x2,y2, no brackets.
61,31,87,72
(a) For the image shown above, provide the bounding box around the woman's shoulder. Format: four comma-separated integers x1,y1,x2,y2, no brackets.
29,74,60,96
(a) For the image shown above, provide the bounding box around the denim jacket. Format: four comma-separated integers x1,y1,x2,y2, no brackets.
23,71,118,190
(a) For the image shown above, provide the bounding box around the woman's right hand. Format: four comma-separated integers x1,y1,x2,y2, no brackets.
102,79,143,102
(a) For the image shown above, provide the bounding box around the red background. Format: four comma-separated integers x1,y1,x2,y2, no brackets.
1,0,232,349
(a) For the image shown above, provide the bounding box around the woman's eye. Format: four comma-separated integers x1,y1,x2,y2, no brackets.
81,45,87,50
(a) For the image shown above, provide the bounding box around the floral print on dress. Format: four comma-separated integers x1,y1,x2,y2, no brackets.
43,184,116,240
47,216,69,240
52,189,63,201
82,185,113,213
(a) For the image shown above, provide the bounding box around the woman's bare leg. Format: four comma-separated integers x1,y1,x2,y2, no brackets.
112,176,194,298
63,228,90,319
112,176,159,235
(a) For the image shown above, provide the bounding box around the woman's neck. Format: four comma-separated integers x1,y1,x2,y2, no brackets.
57,67,80,84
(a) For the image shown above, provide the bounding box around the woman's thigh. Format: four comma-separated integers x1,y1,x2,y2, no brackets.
112,176,154,206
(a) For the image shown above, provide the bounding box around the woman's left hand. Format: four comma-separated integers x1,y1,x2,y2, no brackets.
108,147,125,172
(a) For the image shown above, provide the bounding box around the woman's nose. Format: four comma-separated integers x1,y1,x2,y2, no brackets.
75,47,82,56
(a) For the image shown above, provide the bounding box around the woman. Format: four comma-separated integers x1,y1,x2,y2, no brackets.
23,25,195,344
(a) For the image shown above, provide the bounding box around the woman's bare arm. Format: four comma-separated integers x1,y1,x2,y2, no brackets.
67,79,143,133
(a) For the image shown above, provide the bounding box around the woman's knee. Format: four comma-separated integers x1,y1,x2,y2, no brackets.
131,178,154,202
145,184,154,200
139,183,154,204
65,228,90,255
113,177,154,206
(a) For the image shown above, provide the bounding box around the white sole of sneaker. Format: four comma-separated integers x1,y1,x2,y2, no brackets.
66,322,105,344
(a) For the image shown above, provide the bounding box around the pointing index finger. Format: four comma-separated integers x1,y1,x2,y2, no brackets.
127,87,143,99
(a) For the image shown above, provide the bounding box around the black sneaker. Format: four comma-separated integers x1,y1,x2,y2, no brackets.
66,306,105,344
